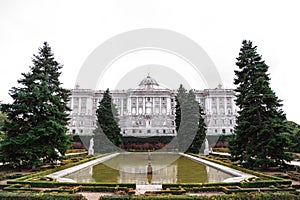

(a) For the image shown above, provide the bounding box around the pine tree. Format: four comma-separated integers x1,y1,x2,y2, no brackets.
176,88,206,153
229,40,293,169
187,99,207,154
287,121,300,153
93,89,122,153
0,105,7,140
0,42,71,167
175,84,187,132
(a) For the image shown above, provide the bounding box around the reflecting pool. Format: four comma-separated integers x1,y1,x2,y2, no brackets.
63,153,234,184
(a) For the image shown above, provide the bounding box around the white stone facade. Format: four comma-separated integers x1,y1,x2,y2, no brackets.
67,76,237,136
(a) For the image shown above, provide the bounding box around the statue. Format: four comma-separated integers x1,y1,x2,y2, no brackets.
147,162,153,184
203,138,209,156
54,148,62,164
88,137,94,155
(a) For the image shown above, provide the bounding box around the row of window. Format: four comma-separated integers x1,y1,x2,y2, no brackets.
211,108,232,114
131,107,168,114
214,129,233,134
212,119,234,125
128,129,175,134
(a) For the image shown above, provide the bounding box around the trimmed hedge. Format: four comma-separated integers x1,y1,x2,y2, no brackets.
163,179,292,191
3,184,81,194
0,173,24,181
6,181,136,189
100,192,300,199
79,185,134,193
0,192,86,200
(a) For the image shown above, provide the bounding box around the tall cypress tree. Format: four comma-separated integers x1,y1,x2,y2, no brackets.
176,87,206,153
0,42,71,167
175,84,187,132
229,40,293,169
187,96,207,154
94,89,122,153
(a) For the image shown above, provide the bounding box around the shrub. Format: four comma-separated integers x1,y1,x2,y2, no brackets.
0,192,86,200
212,148,230,153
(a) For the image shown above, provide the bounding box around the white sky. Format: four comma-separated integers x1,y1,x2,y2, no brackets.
0,0,300,123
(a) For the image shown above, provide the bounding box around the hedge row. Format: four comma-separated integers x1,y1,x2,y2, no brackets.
161,184,295,195
6,180,136,189
0,192,86,200
162,178,291,190
0,174,24,181
3,184,81,194
100,192,300,199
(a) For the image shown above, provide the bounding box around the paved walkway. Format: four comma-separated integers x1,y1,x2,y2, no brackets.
135,184,162,195
79,192,114,200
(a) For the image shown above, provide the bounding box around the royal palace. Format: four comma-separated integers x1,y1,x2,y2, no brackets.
67,75,237,137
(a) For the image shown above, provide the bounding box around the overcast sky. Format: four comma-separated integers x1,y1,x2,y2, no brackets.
0,0,299,123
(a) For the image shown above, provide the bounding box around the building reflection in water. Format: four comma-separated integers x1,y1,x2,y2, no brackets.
63,154,234,184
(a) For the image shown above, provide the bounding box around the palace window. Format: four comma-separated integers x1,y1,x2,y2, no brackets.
146,108,152,114
132,108,136,114
138,107,143,114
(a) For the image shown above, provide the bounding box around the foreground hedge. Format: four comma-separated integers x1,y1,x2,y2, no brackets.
100,192,300,199
6,181,136,189
0,192,86,200
162,178,292,190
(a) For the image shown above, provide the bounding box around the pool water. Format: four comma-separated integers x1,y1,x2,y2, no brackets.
63,153,234,184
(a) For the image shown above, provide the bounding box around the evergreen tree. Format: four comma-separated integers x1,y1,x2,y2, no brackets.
287,121,300,153
176,88,206,153
94,89,122,153
187,98,207,154
229,40,293,169
0,105,7,140
0,42,71,167
175,84,187,132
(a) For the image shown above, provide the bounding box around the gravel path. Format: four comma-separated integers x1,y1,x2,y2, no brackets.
79,192,114,200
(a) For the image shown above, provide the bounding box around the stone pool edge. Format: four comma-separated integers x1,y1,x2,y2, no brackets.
180,153,256,182
46,153,120,182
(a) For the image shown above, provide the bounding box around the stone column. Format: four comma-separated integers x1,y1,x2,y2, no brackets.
128,97,131,115
135,97,138,114
152,97,155,114
79,98,82,114
159,97,162,114
224,97,227,115
167,97,171,115
121,98,123,116
143,97,146,114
